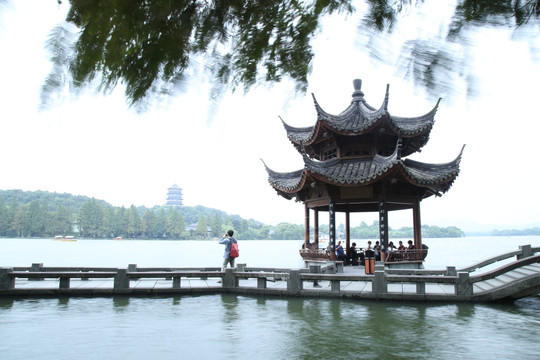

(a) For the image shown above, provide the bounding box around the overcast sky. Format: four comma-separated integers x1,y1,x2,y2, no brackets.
1,1,539,231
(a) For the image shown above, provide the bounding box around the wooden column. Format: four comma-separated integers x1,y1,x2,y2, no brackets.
378,199,388,249
413,199,422,249
304,203,310,248
345,211,351,258
314,209,319,248
329,202,337,260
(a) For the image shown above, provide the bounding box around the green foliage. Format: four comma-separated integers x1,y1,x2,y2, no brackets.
421,225,465,238
43,0,352,107
350,221,379,239
24,200,44,237
78,198,104,238
271,222,304,240
195,214,207,236
42,0,540,107
166,207,186,238
347,221,464,239
50,205,73,236
0,197,10,236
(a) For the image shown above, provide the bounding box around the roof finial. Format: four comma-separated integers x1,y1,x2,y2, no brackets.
352,79,364,102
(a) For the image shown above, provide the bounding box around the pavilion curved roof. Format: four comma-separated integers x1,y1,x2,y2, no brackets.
282,81,440,156
264,145,465,199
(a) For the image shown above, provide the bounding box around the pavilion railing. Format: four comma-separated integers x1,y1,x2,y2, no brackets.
385,249,428,262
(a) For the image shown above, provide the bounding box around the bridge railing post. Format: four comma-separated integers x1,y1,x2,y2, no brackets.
128,264,140,280
257,277,267,289
172,272,181,289
517,245,532,260
287,269,302,291
59,277,70,289
114,269,129,289
236,263,247,280
331,280,340,293
309,265,321,287
0,268,14,289
446,266,457,276
30,263,44,281
223,268,237,288
372,264,387,294
456,272,472,296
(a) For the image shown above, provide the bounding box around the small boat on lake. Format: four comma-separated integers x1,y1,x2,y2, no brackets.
59,236,77,242
114,237,124,241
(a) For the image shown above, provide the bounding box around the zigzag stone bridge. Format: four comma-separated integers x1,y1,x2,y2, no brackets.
1,245,538,303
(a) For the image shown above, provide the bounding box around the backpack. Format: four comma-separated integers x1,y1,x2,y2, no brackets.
229,238,239,258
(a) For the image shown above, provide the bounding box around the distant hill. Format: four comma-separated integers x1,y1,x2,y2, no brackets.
0,189,111,213
0,189,262,233
0,189,473,239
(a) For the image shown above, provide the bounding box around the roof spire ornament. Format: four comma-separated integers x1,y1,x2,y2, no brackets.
351,79,364,102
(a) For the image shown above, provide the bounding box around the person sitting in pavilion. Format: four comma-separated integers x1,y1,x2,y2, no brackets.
349,242,359,266
386,241,397,261
335,241,348,265
374,241,382,261
364,240,374,261
404,239,415,259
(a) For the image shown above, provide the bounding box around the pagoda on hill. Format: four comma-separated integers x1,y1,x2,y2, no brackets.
263,79,464,266
166,184,183,207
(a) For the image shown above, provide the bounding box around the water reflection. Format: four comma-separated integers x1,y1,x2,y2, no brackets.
221,294,239,323
0,294,538,359
57,297,69,307
113,296,130,310
270,299,488,359
0,298,13,309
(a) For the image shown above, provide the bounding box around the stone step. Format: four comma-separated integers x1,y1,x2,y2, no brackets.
521,264,540,272
497,273,518,283
483,277,506,287
511,267,536,276
474,281,495,293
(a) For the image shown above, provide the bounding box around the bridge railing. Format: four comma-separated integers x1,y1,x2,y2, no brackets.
1,245,538,301
458,244,539,273
0,262,496,298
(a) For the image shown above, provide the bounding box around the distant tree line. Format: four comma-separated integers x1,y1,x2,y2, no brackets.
0,190,464,240
0,190,268,240
330,221,464,239
491,228,540,236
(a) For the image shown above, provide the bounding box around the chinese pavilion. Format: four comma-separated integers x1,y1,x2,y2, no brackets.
166,184,183,207
264,79,464,265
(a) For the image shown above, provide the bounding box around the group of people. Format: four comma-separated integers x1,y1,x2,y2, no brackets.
334,239,417,265
219,231,421,270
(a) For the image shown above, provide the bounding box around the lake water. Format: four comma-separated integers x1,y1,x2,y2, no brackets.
1,236,539,359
